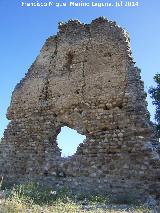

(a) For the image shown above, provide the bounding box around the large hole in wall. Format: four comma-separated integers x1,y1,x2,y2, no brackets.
57,126,86,157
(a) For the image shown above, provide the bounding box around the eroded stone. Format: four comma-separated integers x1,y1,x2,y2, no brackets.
0,17,160,200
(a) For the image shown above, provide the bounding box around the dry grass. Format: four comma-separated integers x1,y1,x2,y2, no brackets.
0,182,156,213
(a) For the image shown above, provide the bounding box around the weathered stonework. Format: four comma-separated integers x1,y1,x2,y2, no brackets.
0,17,160,200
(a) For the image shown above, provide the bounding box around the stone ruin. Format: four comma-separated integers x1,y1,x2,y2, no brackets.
0,17,160,200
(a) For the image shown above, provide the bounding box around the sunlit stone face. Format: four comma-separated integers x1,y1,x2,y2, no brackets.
0,18,158,201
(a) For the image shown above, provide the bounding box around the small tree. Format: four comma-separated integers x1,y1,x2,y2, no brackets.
149,73,160,138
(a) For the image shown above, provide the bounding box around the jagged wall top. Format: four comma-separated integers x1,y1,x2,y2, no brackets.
7,17,134,121
57,17,130,42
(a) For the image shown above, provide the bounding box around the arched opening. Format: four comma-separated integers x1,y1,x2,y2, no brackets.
57,126,86,157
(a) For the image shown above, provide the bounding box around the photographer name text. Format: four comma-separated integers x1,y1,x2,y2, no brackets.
21,1,140,8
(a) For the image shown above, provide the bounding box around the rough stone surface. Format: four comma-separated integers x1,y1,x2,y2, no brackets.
0,17,160,200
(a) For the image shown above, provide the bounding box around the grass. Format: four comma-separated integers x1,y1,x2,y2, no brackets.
0,181,156,213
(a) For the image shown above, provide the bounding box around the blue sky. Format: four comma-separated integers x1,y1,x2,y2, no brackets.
0,0,160,155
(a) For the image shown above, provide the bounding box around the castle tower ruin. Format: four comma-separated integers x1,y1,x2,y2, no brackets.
0,17,159,200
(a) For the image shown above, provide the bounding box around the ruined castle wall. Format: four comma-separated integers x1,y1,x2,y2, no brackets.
0,17,159,199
